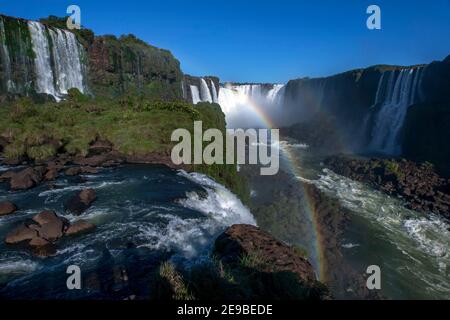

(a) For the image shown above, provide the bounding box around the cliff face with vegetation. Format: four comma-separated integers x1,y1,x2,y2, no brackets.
402,56,450,176
0,15,35,98
282,56,450,175
0,15,184,101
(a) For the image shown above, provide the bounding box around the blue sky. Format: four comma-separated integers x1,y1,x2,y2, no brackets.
1,0,449,83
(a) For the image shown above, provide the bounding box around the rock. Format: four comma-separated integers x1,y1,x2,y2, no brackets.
79,189,96,204
65,189,97,215
214,224,317,284
5,224,38,244
10,167,45,190
0,170,16,182
44,168,58,181
0,201,17,216
31,211,66,241
32,243,57,257
65,220,96,236
65,167,82,176
80,166,98,174
88,139,113,156
29,237,50,247
32,210,61,225
324,155,450,219
74,155,108,167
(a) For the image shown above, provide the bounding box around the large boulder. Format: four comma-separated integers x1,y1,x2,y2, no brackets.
65,189,97,215
9,167,46,190
4,210,87,257
215,224,317,284
5,224,38,244
0,201,17,216
212,224,329,300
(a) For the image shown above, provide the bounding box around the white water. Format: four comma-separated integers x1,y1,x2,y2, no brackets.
369,67,425,154
309,168,450,298
0,18,14,92
210,79,218,103
28,21,86,100
218,83,285,128
200,78,213,103
178,170,256,227
190,85,201,104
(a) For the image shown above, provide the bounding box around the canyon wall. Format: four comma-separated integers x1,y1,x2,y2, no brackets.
0,15,184,102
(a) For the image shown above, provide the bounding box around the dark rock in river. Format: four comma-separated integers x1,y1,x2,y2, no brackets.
66,220,96,236
9,167,46,190
65,189,97,215
324,155,450,219
0,201,17,216
5,210,95,257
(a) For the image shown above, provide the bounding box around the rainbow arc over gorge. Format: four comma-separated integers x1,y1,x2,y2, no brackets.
233,96,328,281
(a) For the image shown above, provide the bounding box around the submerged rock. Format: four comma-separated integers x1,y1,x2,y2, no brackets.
66,220,96,236
65,188,97,215
0,201,17,216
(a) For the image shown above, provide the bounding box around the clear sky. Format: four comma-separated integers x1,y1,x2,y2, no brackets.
1,0,449,83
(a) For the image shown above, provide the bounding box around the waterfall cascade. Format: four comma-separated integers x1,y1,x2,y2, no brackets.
190,85,201,104
28,21,86,100
187,77,218,104
218,83,285,128
369,67,425,154
0,18,14,92
0,16,87,100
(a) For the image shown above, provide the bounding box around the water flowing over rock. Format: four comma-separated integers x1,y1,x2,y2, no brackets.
200,78,213,103
218,83,285,128
28,21,87,100
182,75,219,105
0,15,87,99
369,67,425,154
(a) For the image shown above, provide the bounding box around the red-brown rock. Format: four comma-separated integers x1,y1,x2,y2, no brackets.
0,201,17,216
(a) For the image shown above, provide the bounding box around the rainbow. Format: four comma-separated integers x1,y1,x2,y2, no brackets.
238,96,328,281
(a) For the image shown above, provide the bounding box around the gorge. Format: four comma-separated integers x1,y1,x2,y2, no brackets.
0,12,449,300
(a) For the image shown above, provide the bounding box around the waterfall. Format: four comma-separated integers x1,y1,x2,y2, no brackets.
200,78,213,103
210,79,218,103
369,67,425,154
267,84,285,105
218,83,285,128
0,18,14,92
48,27,85,96
27,20,86,100
190,85,201,104
29,22,58,97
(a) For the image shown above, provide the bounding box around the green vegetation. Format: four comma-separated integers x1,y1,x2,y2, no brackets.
182,253,328,300
0,94,249,201
150,262,194,300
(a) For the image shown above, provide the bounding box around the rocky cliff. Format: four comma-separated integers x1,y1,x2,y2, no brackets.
182,75,220,104
282,56,450,175
0,14,184,101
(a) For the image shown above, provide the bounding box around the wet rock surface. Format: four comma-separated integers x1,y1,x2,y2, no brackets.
4,210,96,257
65,189,97,215
324,155,450,220
0,201,17,216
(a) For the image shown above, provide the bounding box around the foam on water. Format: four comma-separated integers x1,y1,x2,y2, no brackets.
177,171,256,226
307,168,450,297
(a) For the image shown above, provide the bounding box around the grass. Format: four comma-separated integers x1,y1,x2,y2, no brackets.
0,93,250,202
